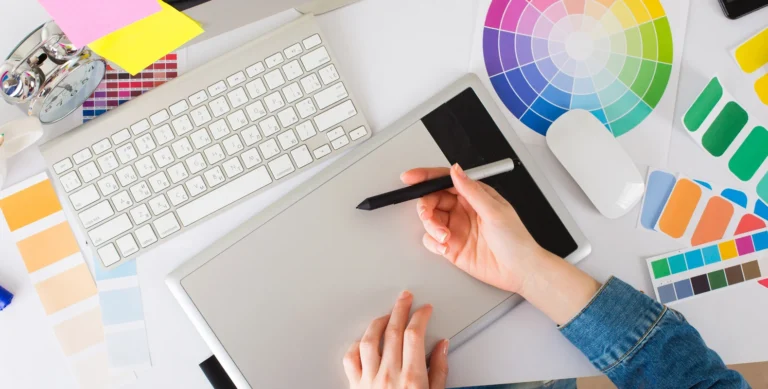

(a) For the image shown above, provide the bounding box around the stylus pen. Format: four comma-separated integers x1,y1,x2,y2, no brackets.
356,158,517,211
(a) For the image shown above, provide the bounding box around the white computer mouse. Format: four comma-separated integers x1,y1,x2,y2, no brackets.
546,109,645,219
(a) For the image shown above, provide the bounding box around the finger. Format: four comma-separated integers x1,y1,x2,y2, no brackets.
402,305,433,374
343,341,362,383
382,291,413,368
359,314,390,376
400,168,451,185
431,209,450,227
417,192,458,221
428,340,450,389
422,233,448,256
478,182,509,206
450,164,502,218
422,217,450,245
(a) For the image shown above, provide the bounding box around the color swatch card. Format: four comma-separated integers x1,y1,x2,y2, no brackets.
647,229,768,305
682,77,768,204
734,27,768,75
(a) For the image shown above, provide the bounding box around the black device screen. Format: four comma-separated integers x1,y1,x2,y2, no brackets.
719,0,768,19
421,87,578,259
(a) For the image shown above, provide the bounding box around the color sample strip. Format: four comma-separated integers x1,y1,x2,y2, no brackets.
757,74,768,106
734,27,768,74
657,179,701,238
690,197,733,246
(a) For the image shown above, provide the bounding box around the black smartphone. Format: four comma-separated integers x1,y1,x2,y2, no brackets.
719,0,768,19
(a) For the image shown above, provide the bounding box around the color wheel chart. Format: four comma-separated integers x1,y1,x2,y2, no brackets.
483,0,674,136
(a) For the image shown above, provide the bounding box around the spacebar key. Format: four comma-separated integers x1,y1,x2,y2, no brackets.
176,166,273,226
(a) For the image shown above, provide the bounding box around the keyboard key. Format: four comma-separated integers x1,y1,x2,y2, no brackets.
303,34,321,49
209,120,231,140
319,64,340,85
130,204,152,225
291,145,313,168
70,185,100,210
241,125,263,146
131,119,151,135
313,144,331,159
153,213,181,238
148,195,171,215
277,129,299,150
170,100,189,116
327,127,345,141
226,110,248,131
315,82,348,110
284,43,303,59
97,175,119,196
296,98,317,119
210,96,231,118
98,244,121,267
153,147,174,168
277,107,299,128
153,124,175,145
191,106,212,126
266,52,284,68
246,62,265,77
116,166,138,186
207,81,227,97
54,158,73,174
189,90,208,106
268,154,295,180
301,47,330,72
172,115,195,135
92,139,111,155
245,79,267,99
227,71,247,87
167,186,189,206
265,69,285,90
135,134,156,155
111,129,131,145
258,117,280,137
116,234,139,257
315,100,357,132
227,87,248,108
282,83,303,103
300,74,322,94
79,200,114,229
296,121,317,141
223,135,244,155
135,225,157,248
259,138,280,160
172,138,194,158
204,166,226,187
186,153,207,174
135,156,157,177
245,101,267,121
186,176,207,197
241,148,262,168
204,144,226,164
265,92,285,112
222,158,244,178
130,181,153,201
350,126,368,141
148,172,170,193
177,166,272,226
282,60,303,81
73,148,93,165
150,109,170,125
332,135,350,150
97,152,120,173
89,214,132,247
167,162,189,183
78,162,100,183
191,128,212,149
115,143,138,164
112,191,134,212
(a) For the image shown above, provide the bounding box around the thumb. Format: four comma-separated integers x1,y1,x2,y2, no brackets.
428,339,449,389
450,164,500,217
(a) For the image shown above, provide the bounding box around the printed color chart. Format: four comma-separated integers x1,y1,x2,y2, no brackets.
647,229,768,304
483,0,674,136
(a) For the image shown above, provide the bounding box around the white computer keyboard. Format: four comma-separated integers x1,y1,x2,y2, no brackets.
40,15,371,269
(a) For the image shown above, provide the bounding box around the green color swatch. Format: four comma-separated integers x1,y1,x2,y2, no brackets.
625,27,642,58
729,126,768,181
639,22,658,61
652,258,671,279
684,78,723,132
707,270,727,290
758,173,768,204
611,101,652,136
631,60,656,97
644,63,672,108
654,18,673,64
702,102,748,157
618,56,641,87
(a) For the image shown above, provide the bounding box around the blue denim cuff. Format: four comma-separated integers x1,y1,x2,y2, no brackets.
558,276,665,372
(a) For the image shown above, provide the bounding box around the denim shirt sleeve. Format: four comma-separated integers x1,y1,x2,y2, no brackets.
559,277,749,389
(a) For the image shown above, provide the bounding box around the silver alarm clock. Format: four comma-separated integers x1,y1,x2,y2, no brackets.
1,21,106,124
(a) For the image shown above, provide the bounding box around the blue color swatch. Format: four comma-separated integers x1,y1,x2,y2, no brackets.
641,171,677,229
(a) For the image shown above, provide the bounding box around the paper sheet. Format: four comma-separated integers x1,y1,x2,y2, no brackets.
88,1,203,75
37,0,161,47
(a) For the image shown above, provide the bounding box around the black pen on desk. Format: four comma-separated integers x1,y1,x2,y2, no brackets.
356,158,518,211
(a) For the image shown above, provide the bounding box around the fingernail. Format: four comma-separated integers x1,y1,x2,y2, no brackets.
437,229,448,243
439,245,448,255
443,339,450,355
418,206,426,219
454,164,467,179
400,290,412,299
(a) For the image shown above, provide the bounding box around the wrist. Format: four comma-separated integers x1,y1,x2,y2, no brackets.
514,247,558,299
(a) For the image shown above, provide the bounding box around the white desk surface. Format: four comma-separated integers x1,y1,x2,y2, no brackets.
1,0,767,388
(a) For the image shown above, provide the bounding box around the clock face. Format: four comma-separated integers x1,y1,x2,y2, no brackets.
39,60,105,123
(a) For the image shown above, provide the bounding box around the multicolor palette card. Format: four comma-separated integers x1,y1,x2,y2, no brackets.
646,229,768,305
733,27,768,105
682,77,768,204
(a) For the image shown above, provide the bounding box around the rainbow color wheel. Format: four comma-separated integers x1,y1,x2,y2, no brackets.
483,0,673,136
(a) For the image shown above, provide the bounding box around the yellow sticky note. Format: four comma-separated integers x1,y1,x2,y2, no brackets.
735,27,768,74
757,74,768,105
88,1,203,75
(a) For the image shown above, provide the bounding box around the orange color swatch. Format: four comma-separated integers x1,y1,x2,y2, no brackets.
719,240,739,260
53,308,105,356
0,179,62,231
691,197,734,246
658,179,702,238
735,214,767,235
35,264,97,315
16,222,79,273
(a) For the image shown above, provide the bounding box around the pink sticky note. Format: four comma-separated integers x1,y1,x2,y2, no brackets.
37,0,162,47
759,279,768,289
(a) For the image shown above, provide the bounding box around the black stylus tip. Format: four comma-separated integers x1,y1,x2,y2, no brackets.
356,199,372,210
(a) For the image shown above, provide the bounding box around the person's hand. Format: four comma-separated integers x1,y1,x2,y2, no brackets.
400,164,544,294
343,291,449,389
